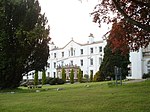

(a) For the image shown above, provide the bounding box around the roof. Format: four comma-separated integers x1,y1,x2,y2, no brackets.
50,39,104,51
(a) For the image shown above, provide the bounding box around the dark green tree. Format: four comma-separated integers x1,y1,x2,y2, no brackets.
42,70,46,85
62,68,66,83
0,0,50,89
34,70,38,85
96,42,130,81
70,69,74,84
77,68,83,83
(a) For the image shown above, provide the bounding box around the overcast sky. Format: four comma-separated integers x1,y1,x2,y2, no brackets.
38,0,110,47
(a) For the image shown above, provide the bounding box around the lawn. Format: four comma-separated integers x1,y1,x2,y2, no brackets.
0,80,150,112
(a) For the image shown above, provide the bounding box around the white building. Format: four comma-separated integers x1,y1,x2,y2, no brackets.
46,36,106,79
127,45,150,79
23,36,150,80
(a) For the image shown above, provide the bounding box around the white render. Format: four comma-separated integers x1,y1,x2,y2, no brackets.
46,37,106,78
23,37,150,80
127,45,150,79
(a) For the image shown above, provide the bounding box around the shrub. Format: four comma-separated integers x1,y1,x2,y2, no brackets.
77,69,83,83
46,77,53,84
94,71,105,82
84,74,89,82
42,70,46,85
142,73,150,79
49,78,64,85
62,68,66,83
70,69,74,84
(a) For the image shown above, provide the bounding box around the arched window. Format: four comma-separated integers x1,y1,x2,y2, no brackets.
71,47,73,56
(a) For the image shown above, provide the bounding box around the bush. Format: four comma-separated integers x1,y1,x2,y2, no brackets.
49,78,64,85
90,72,93,82
77,69,83,83
84,74,89,82
46,77,54,84
70,69,74,84
94,71,105,82
142,73,150,79
42,70,46,85
62,68,66,83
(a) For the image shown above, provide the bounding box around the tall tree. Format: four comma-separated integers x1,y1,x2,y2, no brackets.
70,69,74,84
91,0,150,52
62,68,66,83
34,70,38,85
42,70,46,85
98,41,130,80
0,0,50,89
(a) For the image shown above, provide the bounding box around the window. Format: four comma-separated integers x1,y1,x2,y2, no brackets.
90,70,93,75
54,53,56,58
147,60,150,73
71,47,73,56
90,58,93,65
54,62,56,68
53,72,56,78
62,52,64,57
47,72,50,77
80,49,83,55
61,61,64,66
90,48,93,54
99,46,102,52
70,60,73,66
47,63,50,68
80,59,83,66
99,58,102,65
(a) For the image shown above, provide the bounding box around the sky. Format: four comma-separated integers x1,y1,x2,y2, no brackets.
38,0,110,48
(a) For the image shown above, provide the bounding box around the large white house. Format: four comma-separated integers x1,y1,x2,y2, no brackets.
46,36,106,79
23,35,150,80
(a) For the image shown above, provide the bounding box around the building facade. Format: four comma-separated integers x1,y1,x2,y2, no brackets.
127,45,150,79
46,37,106,79
23,37,150,80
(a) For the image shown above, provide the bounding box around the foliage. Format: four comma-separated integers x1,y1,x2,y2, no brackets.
92,0,150,52
70,69,74,84
42,70,46,85
62,68,66,83
84,74,89,82
94,71,105,82
77,68,83,83
34,71,38,85
90,71,93,82
142,73,150,79
0,0,50,89
49,78,64,85
98,41,130,80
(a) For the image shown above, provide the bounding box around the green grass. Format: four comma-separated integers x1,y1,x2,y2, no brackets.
0,80,150,112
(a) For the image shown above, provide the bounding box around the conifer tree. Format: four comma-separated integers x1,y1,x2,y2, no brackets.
62,68,66,83
42,70,46,85
70,69,74,84
77,68,83,83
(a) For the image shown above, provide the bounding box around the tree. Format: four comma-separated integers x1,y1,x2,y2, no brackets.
34,71,38,85
92,0,150,52
98,41,130,80
77,68,83,83
62,68,66,83
42,70,46,85
90,71,93,82
0,0,50,89
70,69,74,84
